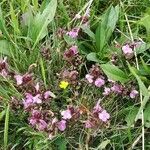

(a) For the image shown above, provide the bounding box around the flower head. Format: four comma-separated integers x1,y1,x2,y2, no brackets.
130,89,138,99
98,110,110,122
111,84,123,94
57,120,66,131
103,87,111,96
64,46,78,59
85,74,94,83
94,78,105,87
66,28,79,38
44,91,56,99
93,101,102,114
59,81,69,89
14,75,23,85
85,120,93,128
61,109,72,120
122,44,134,59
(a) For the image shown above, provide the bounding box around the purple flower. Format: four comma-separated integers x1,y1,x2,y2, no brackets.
103,87,111,96
57,120,66,131
14,73,32,85
23,93,42,109
66,28,79,38
85,120,93,128
98,110,110,122
111,84,123,94
14,75,23,85
44,91,56,99
94,78,105,87
85,74,94,83
130,89,138,99
122,44,133,59
64,46,78,59
29,110,41,126
38,119,48,131
93,101,102,113
61,109,72,120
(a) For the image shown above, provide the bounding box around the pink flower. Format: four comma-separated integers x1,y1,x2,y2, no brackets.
85,120,93,128
32,94,42,104
14,73,32,85
85,74,94,83
38,119,48,131
14,75,23,85
29,110,41,126
64,46,78,59
61,109,72,120
122,44,133,59
66,28,79,38
29,118,37,126
44,91,56,99
57,120,66,131
111,84,123,94
122,44,133,54
98,110,110,122
23,93,42,109
130,89,138,99
103,87,111,96
93,101,102,113
94,78,105,87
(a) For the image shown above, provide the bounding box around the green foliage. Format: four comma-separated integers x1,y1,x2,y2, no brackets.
95,5,119,54
28,0,57,49
4,105,9,150
101,63,128,83
0,40,11,56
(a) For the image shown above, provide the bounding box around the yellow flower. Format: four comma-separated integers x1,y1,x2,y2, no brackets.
59,81,69,89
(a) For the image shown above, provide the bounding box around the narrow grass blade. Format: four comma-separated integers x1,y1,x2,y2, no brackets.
4,104,10,150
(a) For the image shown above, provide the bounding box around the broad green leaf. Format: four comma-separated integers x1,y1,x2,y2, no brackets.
95,5,119,53
139,13,150,40
4,105,9,150
136,43,150,54
101,63,128,83
81,25,95,40
63,34,76,45
87,52,100,63
125,107,139,126
135,95,150,122
128,63,149,96
144,103,150,128
0,40,11,56
28,0,57,49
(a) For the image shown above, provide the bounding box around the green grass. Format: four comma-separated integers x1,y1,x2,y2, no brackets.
0,0,150,149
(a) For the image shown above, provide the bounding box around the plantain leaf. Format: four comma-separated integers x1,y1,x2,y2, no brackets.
28,0,57,49
95,5,119,53
101,63,128,83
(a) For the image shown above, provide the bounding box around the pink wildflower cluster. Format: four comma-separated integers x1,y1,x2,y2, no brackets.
85,65,139,99
85,65,105,87
85,101,110,128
